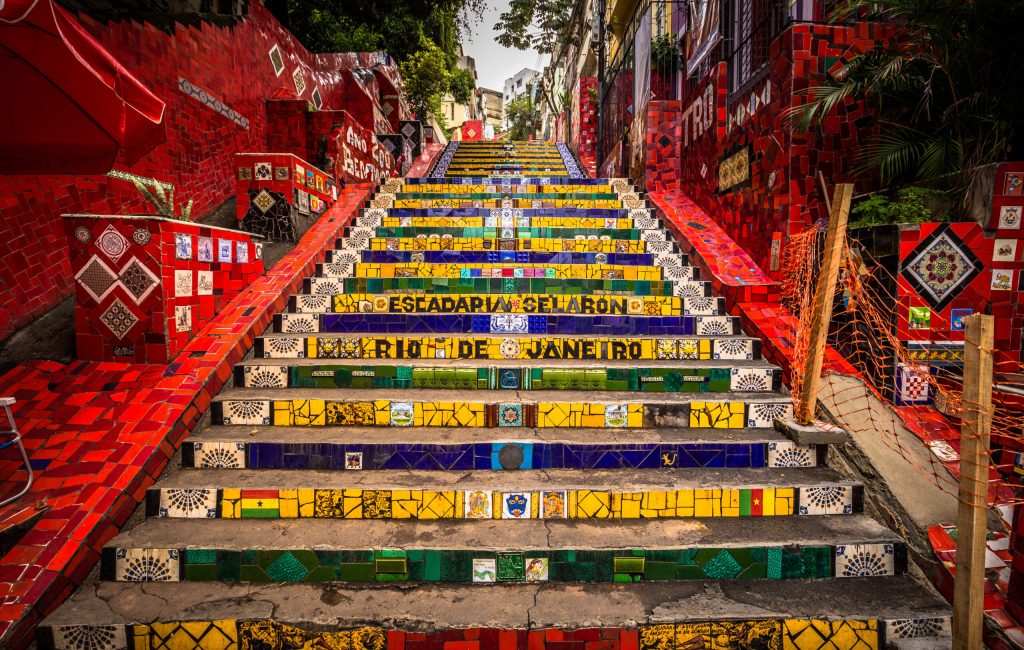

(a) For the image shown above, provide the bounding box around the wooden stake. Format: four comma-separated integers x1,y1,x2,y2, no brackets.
795,183,853,424
953,314,994,650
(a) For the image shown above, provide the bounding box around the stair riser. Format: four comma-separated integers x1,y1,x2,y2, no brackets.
254,335,761,361
210,399,793,429
100,542,905,583
233,364,781,393
273,313,741,336
145,485,863,520
364,217,650,229
286,295,725,317
320,262,696,282
341,238,672,254
184,440,820,471
348,251,681,265
341,227,663,241
306,277,699,297
370,207,651,219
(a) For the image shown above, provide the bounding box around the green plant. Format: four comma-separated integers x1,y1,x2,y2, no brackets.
788,0,1024,208
506,94,540,140
651,34,679,73
494,0,575,54
399,36,452,120
448,67,476,105
849,187,948,228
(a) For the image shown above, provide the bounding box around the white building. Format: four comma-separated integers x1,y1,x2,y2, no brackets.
502,68,541,127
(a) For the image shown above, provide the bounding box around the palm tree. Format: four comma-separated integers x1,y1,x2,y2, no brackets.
788,0,1024,209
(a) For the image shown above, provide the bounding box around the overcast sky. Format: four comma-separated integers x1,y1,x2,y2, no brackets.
462,2,547,93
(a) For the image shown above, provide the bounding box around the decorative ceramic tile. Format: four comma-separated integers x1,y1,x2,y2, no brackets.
747,401,792,428
991,268,1015,291
883,617,952,639
197,270,213,296
950,308,972,331
998,205,1021,229
174,304,191,333
221,400,271,425
908,306,930,329
174,232,192,260
896,363,930,404
993,238,1018,261
497,403,523,427
159,488,217,518
472,558,496,582
115,547,180,582
695,316,733,335
254,161,273,180
96,224,131,263
242,365,288,388
218,239,233,263
197,236,214,262
345,452,363,470
767,441,815,468
524,557,549,581
501,492,531,519
730,368,774,392
51,625,129,650
99,299,139,339
118,258,159,303
464,490,492,518
193,441,245,468
390,402,414,426
541,490,567,518
605,404,629,428
901,224,983,310
834,543,895,577
799,486,854,515
174,269,192,297
236,241,249,263
75,255,118,303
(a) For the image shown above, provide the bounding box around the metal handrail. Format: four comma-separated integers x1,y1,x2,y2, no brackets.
0,398,33,508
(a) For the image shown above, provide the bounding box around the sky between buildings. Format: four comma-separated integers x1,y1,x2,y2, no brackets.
462,2,548,95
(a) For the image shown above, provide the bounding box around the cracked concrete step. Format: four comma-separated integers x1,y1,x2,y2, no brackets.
99,516,908,583
183,425,821,471
252,333,764,361
37,577,952,649
209,388,793,430
230,359,782,393
143,467,863,520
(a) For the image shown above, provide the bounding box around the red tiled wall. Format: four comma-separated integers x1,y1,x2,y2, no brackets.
578,77,598,177
663,23,895,277
0,4,387,343
461,120,484,141
65,216,262,363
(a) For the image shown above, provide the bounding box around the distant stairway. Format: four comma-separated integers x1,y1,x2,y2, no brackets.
39,140,952,650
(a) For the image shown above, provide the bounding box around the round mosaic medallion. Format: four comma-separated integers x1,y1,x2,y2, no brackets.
132,228,151,246
73,226,91,243
499,338,521,359
497,443,525,469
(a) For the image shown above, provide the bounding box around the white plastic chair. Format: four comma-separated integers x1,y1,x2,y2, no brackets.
0,398,33,508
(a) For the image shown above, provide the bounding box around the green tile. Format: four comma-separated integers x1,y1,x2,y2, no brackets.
496,553,525,581
265,552,310,582
613,557,644,574
183,564,219,581
339,562,375,582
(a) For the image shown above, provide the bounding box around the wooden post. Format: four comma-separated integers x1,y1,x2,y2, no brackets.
795,182,853,424
952,314,994,650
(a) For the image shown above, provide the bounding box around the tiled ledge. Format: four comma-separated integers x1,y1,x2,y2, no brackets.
0,184,373,648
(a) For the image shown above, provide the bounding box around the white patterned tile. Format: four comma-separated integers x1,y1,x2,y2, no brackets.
193,441,246,468
242,365,288,388
883,617,952,639
747,401,793,428
766,441,816,468
730,368,775,392
114,547,180,581
799,485,854,515
51,624,128,650
279,314,319,333
158,489,217,518
834,543,895,577
220,400,271,425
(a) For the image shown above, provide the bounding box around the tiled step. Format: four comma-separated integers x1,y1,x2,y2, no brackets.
340,236,669,254
364,215,654,229
286,294,725,317
320,260,696,282
385,199,634,209
271,311,740,336
395,191,622,200
253,333,762,361
184,425,819,471
210,387,793,429
362,206,651,219
99,515,905,583
36,577,953,649
232,358,781,392
306,276,703,297
143,467,861,520
342,226,663,240
402,176,633,188
347,250,677,265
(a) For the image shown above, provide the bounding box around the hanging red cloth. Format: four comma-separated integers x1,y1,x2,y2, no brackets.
0,0,166,174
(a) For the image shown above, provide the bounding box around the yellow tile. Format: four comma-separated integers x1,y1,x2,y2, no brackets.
762,488,775,516
297,488,315,517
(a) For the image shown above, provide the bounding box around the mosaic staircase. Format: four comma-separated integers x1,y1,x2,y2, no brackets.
39,141,951,650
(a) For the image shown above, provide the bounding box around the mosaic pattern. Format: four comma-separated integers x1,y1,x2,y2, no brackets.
101,543,886,583
901,224,984,310
144,485,835,520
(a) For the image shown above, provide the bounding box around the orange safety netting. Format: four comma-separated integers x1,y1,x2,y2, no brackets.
782,221,1023,508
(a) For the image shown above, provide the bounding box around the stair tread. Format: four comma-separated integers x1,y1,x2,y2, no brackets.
257,332,760,340
40,575,950,629
213,387,790,403
152,466,850,490
106,514,902,550
189,425,795,444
